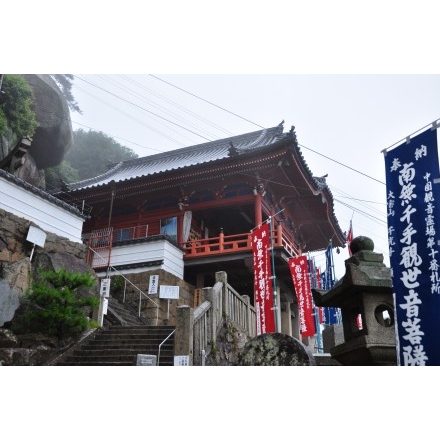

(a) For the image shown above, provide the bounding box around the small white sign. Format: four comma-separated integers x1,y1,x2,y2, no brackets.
136,354,157,366
159,285,179,299
102,297,108,315
26,226,47,248
174,355,190,366
100,278,111,297
148,275,159,294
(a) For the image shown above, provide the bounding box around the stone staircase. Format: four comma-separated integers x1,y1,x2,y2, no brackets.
105,296,148,326
56,325,176,366
55,296,175,366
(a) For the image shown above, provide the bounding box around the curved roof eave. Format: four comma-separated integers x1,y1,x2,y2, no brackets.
65,125,287,193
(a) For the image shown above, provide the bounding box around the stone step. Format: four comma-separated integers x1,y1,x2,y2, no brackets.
94,331,174,338
103,325,175,331
56,324,175,366
59,359,174,366
61,354,174,365
76,348,173,357
84,341,173,349
68,348,174,358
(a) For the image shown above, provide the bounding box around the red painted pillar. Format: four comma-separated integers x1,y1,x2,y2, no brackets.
254,193,262,227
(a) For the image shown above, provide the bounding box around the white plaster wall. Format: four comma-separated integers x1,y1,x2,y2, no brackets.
92,240,184,279
0,177,84,243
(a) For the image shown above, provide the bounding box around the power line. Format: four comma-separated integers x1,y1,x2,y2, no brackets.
96,75,224,141
73,75,214,142
149,74,386,186
122,75,235,137
148,74,266,129
298,143,386,186
72,84,189,148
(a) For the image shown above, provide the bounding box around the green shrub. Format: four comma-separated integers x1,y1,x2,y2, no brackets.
17,269,100,340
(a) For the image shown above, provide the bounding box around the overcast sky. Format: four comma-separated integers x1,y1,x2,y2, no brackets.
68,74,440,279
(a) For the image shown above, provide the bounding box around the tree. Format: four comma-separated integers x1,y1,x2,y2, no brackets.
0,74,39,138
16,269,100,340
64,128,139,181
50,74,82,113
44,128,139,189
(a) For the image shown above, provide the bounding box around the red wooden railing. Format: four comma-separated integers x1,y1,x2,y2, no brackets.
182,224,299,258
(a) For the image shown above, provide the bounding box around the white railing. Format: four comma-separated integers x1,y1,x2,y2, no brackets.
225,283,256,338
157,329,176,366
87,247,160,324
191,272,256,365
193,301,213,367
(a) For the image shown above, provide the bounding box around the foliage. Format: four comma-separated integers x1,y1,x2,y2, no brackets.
50,74,82,113
0,74,39,139
17,269,99,340
44,128,138,188
45,160,80,191
110,275,126,292
64,128,139,181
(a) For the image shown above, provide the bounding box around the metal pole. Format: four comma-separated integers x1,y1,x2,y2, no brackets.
29,244,36,262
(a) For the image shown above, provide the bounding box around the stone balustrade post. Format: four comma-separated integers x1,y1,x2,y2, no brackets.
174,305,194,366
242,294,252,335
216,271,228,318
203,286,216,341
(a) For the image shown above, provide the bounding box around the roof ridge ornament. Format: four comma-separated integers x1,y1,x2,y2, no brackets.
314,174,328,190
228,141,239,157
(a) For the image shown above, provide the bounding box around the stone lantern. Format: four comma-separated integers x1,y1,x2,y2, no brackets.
312,236,397,366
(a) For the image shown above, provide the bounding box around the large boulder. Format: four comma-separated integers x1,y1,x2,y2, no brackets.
0,280,20,326
238,332,316,366
22,74,73,169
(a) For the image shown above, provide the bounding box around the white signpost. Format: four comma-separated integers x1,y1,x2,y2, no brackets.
26,226,47,261
97,278,111,325
174,355,190,366
148,275,159,294
100,278,111,297
159,285,179,300
159,285,180,319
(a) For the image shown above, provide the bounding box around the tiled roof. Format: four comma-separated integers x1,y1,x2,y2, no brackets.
66,124,287,191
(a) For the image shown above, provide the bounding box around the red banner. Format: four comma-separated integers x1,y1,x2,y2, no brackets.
252,223,275,335
289,255,316,337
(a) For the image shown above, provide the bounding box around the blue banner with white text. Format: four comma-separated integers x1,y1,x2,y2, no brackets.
320,245,341,325
385,128,440,366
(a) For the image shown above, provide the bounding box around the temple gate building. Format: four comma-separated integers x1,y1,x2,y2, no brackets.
56,122,346,342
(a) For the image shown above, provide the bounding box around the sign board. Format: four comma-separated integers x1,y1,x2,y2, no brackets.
174,355,190,366
136,354,157,366
148,275,159,294
159,285,179,300
102,297,108,315
26,226,47,248
100,278,111,297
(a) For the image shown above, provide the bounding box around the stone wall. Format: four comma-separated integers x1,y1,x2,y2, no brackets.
0,208,97,366
110,268,195,326
0,208,90,323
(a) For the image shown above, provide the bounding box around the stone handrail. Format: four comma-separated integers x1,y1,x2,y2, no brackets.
177,271,256,366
